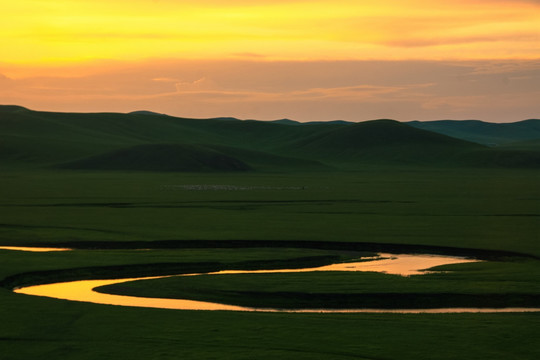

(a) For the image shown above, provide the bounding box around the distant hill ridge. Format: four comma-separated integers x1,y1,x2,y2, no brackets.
129,110,169,117
1,105,539,170
283,120,485,165
408,119,540,146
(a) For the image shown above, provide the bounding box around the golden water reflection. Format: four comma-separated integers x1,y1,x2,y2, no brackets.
14,253,540,313
0,246,72,252
211,253,479,277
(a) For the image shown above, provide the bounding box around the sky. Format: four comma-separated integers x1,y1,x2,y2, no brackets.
1,0,539,122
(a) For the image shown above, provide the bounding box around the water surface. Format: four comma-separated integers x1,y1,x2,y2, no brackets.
211,253,479,276
0,246,71,252
16,253,540,313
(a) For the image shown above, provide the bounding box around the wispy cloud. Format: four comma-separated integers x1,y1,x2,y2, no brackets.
231,52,267,58
3,59,539,122
383,32,540,48
0,73,14,89
2,1,539,63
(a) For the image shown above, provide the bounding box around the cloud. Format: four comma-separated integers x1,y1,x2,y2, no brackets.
2,59,539,122
383,33,540,48
279,84,433,103
470,0,540,4
421,91,540,116
421,95,488,111
461,60,540,75
231,52,267,58
152,77,181,83
4,0,539,64
174,77,216,91
0,73,14,89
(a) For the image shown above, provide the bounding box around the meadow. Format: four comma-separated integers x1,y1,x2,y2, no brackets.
1,167,539,359
1,107,539,358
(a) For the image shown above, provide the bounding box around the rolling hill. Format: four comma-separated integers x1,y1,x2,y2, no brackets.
1,105,539,171
57,144,252,172
57,143,329,172
280,120,485,166
407,119,540,146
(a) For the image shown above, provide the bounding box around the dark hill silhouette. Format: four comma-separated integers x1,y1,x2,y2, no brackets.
58,144,252,172
129,110,169,116
282,120,484,165
203,144,330,171
407,119,540,146
0,105,30,113
1,105,539,170
271,119,301,126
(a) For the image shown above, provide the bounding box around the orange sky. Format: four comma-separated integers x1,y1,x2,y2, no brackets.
1,0,539,121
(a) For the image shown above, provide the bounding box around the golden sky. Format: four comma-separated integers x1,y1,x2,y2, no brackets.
1,0,539,121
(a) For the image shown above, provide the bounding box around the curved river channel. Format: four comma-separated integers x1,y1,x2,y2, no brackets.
13,252,540,313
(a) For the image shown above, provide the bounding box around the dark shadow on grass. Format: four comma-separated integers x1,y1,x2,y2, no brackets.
0,223,126,234
99,289,540,310
27,239,540,261
1,199,416,208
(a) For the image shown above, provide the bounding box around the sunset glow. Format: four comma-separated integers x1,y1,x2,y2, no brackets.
3,0,540,64
1,0,539,121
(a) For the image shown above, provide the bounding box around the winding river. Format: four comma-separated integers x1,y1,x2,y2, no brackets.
12,252,540,313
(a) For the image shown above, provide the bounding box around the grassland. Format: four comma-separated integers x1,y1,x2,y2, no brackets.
2,105,540,170
0,106,539,359
2,289,538,360
0,167,539,359
1,168,538,255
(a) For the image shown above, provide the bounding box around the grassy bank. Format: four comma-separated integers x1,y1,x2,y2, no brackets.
1,288,539,359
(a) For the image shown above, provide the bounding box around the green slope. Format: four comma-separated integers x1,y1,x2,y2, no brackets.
407,119,540,146
500,138,540,150
463,148,540,168
280,119,485,166
203,144,330,171
2,105,539,170
57,144,252,172
0,106,335,169
58,143,329,172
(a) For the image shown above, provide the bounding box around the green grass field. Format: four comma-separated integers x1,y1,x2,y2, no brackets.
1,107,539,359
1,167,539,359
1,168,538,254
